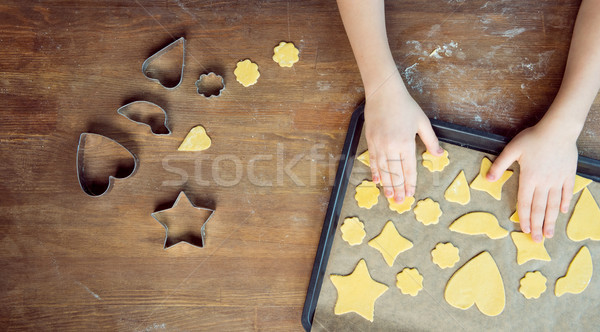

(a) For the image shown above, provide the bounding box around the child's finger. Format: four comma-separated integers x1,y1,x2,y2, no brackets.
377,155,394,199
402,146,417,197
530,187,549,242
417,120,443,156
368,150,380,184
560,176,575,213
386,151,405,203
517,176,534,234
487,145,519,181
543,187,561,238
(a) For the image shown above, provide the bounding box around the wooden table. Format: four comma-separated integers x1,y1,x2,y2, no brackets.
1,0,598,330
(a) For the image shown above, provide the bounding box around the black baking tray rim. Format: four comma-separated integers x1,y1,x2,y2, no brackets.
301,103,600,331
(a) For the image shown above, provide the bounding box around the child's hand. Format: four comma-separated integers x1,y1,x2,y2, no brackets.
486,120,578,242
364,72,443,203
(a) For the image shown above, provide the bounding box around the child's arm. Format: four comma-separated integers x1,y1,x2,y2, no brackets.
488,0,600,242
337,0,443,203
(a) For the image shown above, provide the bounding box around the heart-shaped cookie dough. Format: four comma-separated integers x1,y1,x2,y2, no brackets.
444,251,505,316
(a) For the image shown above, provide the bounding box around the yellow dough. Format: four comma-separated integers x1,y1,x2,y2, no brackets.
431,242,460,269
368,221,413,266
272,41,299,67
387,196,415,214
510,210,519,223
177,126,212,151
354,180,380,209
555,246,593,297
356,150,370,167
449,212,508,239
566,188,600,241
330,259,388,322
340,217,366,246
444,251,505,316
519,271,547,299
444,170,470,205
573,175,592,194
470,157,513,200
396,268,423,296
510,232,551,265
413,198,442,225
422,149,449,172
234,59,260,87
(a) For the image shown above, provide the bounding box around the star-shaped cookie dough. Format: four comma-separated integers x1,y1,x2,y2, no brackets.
470,157,513,200
510,232,551,265
368,221,413,266
330,259,389,322
151,191,215,249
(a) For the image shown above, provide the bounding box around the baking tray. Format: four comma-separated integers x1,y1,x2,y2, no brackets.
301,103,600,331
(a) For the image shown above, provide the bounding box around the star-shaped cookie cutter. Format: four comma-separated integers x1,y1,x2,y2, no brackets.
151,191,215,249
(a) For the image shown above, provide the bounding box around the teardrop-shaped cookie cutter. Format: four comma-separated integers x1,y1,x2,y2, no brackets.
142,37,186,89
117,101,172,135
76,133,139,197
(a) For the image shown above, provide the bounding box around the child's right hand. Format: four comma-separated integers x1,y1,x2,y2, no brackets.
364,71,444,203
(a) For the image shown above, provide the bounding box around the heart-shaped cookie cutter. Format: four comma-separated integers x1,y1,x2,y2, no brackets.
142,37,185,89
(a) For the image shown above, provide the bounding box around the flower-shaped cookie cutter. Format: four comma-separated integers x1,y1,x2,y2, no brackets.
142,37,185,89
76,133,139,197
117,101,171,135
195,72,225,98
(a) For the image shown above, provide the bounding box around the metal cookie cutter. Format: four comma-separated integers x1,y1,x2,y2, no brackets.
151,191,215,249
117,101,171,135
76,133,138,197
195,72,225,98
142,37,185,89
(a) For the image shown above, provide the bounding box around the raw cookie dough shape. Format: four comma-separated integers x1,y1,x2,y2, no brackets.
444,251,505,316
272,41,299,67
76,133,138,197
142,37,185,89
396,268,423,296
387,196,415,214
470,157,513,200
329,259,389,322
234,59,260,87
195,72,225,98
422,149,449,172
566,188,600,241
510,232,551,265
510,209,519,223
117,101,171,135
151,191,215,249
340,217,366,246
555,246,593,297
368,221,413,266
444,170,470,205
178,126,212,151
356,150,370,167
431,242,460,269
449,212,508,239
573,175,593,194
355,180,380,209
413,198,443,225
519,271,547,299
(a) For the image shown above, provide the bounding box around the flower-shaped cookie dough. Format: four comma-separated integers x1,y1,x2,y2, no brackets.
422,149,449,172
396,268,423,296
387,196,415,214
431,242,460,269
272,41,299,67
413,198,442,225
234,59,260,87
519,271,547,299
340,217,366,246
355,180,380,209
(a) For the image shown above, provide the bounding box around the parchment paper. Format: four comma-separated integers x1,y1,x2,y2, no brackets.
312,127,600,331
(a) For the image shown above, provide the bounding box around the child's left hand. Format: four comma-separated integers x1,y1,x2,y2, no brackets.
485,118,579,242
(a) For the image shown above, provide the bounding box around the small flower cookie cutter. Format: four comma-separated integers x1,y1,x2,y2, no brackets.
195,72,225,98
117,101,172,135
142,37,186,89
76,133,139,197
151,191,215,249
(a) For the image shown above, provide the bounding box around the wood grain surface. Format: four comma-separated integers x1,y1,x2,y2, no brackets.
0,0,598,330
